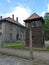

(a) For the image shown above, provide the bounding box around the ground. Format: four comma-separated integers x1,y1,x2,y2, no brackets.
33,51,49,65
0,50,49,65
0,41,49,65
0,54,33,65
33,41,49,65
45,41,49,47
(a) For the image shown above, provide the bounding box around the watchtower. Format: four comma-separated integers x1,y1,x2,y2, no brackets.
24,13,45,47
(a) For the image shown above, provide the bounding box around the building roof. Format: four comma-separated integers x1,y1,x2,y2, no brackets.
26,13,40,20
0,17,25,27
24,13,44,22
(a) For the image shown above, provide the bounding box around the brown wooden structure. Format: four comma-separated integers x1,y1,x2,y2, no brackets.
24,13,45,47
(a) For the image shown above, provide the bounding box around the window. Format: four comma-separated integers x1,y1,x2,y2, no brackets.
20,34,22,40
0,23,2,29
10,33,12,40
16,34,19,40
9,23,13,30
35,21,39,26
31,21,35,27
35,21,42,26
21,28,24,32
25,23,28,27
16,26,19,33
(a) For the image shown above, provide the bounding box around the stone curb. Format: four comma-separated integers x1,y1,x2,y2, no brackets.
0,48,32,60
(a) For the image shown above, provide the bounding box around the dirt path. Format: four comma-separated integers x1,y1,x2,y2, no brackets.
0,54,33,65
45,41,49,47
33,51,49,65
0,47,49,65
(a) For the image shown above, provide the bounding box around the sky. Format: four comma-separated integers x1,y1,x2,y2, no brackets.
0,0,49,25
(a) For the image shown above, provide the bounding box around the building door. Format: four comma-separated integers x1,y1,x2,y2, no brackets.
10,33,12,41
16,34,19,40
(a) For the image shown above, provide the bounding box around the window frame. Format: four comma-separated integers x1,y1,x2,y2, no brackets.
9,23,13,30
10,33,12,40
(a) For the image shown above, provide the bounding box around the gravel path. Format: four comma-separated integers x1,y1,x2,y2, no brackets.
0,51,49,65
33,51,49,65
0,54,33,65
45,41,49,47
0,40,49,65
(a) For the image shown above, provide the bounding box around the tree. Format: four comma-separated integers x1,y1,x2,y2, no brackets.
44,12,49,40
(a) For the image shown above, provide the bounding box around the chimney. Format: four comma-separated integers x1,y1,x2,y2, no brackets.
12,14,14,20
0,16,2,20
16,17,18,22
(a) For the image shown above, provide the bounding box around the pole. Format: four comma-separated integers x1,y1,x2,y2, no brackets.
29,24,33,59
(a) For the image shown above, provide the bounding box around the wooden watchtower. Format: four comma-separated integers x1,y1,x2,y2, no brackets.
24,13,45,47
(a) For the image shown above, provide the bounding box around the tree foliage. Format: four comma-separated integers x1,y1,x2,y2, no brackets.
44,16,49,40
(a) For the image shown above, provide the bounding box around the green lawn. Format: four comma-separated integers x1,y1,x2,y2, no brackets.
3,42,49,51
32,47,49,52
4,42,24,49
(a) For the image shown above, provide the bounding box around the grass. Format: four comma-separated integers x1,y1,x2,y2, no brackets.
45,46,49,51
3,42,49,51
4,42,23,49
32,47,49,52
24,47,47,51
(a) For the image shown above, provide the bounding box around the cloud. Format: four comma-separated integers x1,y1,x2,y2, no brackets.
5,4,32,25
40,12,45,17
40,4,49,17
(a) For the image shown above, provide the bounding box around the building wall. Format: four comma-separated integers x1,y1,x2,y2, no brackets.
1,21,25,43
0,22,2,43
25,20,45,47
0,22,6,44
32,27,44,47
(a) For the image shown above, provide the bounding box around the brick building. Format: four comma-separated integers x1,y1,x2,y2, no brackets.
0,15,25,44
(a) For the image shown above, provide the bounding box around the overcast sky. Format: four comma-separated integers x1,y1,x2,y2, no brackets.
0,0,49,25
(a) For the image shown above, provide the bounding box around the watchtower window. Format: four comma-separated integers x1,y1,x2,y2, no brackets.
35,21,42,26
31,21,35,27
25,23,28,27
